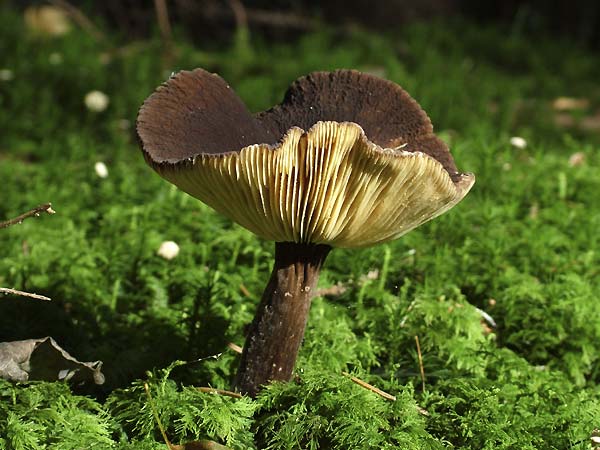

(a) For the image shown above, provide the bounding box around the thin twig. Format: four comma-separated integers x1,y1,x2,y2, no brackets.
0,203,55,229
144,382,173,449
342,372,396,401
0,287,51,301
228,0,248,30
48,0,105,41
197,387,242,399
153,0,175,69
154,0,173,47
416,406,430,416
239,283,251,297
227,342,243,354
415,335,425,392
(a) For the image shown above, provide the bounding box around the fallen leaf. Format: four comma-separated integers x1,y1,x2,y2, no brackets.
0,337,104,384
509,136,527,149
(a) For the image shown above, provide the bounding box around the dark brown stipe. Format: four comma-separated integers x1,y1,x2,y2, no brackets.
235,242,331,397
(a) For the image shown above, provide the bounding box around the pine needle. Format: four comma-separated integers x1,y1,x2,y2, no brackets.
197,387,242,399
415,335,426,392
342,372,396,401
144,382,173,449
227,342,243,354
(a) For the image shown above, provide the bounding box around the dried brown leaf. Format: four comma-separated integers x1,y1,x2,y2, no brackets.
0,337,104,384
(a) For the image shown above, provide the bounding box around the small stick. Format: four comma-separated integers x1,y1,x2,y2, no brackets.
154,0,173,47
227,342,243,354
239,284,251,297
144,382,173,449
197,387,242,399
228,0,248,30
416,406,430,416
0,287,51,301
342,372,396,401
0,203,55,229
415,335,425,391
153,0,175,69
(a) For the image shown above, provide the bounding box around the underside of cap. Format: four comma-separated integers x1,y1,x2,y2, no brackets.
155,121,474,248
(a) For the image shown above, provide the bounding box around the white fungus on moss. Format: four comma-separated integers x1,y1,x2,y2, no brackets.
510,136,527,149
94,162,109,178
85,90,109,112
157,241,180,260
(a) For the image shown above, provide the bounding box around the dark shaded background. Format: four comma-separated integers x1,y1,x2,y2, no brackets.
12,0,600,48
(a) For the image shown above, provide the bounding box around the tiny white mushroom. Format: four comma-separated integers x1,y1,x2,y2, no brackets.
94,162,109,179
157,241,180,260
85,90,109,112
510,136,527,149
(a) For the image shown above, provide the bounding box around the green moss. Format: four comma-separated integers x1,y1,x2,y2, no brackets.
0,380,113,449
106,363,257,449
1,4,599,448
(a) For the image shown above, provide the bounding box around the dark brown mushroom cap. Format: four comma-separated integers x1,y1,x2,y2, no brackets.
136,69,475,248
256,70,459,177
137,69,274,163
138,68,458,176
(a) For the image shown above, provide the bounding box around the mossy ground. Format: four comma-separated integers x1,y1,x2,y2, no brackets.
1,5,600,449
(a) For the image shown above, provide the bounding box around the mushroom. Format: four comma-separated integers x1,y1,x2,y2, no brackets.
137,69,475,396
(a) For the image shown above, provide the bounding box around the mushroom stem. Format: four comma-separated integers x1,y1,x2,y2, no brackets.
235,242,331,397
